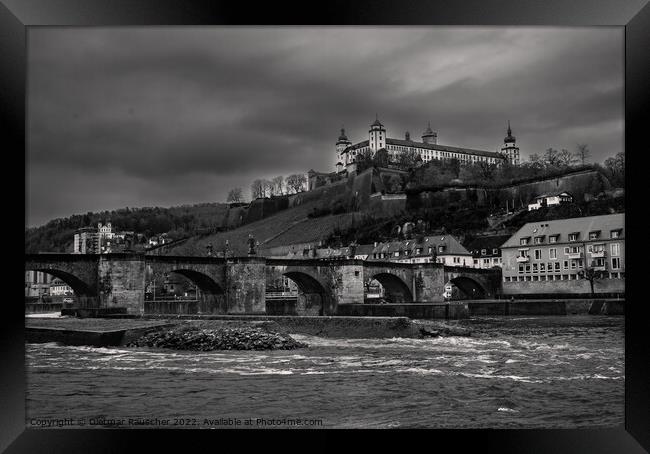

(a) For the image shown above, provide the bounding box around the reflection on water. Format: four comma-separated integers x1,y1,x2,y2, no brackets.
26,316,624,429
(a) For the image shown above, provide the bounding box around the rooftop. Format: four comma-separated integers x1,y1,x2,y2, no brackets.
340,137,503,159
501,213,625,248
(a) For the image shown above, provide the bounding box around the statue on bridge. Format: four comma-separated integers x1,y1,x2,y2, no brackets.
247,234,257,256
206,243,213,257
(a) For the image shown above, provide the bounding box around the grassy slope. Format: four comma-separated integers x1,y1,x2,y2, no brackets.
169,199,359,256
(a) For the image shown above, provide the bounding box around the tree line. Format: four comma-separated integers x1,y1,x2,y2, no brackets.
410,145,625,190
227,174,308,203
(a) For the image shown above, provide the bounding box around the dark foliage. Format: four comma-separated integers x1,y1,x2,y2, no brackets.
26,203,230,253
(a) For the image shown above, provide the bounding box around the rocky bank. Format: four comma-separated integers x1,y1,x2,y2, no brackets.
127,326,308,351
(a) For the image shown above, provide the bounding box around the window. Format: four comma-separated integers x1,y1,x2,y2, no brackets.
483,258,490,265
438,246,445,253
534,249,541,260
532,263,538,272
611,243,620,256
481,249,487,255
534,236,544,244
525,264,531,273
493,248,499,255
563,260,569,270
612,257,621,270
549,248,557,259
568,233,579,242
610,229,621,239
592,244,605,253
555,262,561,271
520,237,530,246
518,264,524,273
594,258,605,267
588,231,600,240
394,251,400,257
540,263,545,272
474,259,479,266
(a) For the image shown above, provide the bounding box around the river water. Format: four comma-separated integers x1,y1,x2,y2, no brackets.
26,316,624,429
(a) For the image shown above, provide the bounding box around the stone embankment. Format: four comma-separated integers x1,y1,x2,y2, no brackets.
126,326,308,351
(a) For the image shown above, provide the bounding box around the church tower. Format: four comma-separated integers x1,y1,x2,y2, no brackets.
368,115,386,152
335,127,351,170
501,121,520,165
421,122,437,144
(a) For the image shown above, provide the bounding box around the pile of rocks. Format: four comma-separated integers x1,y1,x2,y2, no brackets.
127,327,308,351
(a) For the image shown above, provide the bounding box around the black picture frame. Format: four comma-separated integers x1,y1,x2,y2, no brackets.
5,0,649,451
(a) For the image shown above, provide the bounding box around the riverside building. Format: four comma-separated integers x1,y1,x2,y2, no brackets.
500,213,625,296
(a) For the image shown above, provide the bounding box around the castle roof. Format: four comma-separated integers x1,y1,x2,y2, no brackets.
337,128,351,144
422,122,436,137
339,138,502,159
370,115,384,128
504,121,516,143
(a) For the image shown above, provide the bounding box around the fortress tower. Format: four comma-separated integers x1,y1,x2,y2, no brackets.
501,121,520,165
421,122,437,145
368,115,386,152
335,127,351,171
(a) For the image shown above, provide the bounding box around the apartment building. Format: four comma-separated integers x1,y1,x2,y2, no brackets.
500,213,624,295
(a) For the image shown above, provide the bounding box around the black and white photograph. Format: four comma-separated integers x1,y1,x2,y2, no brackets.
20,18,635,434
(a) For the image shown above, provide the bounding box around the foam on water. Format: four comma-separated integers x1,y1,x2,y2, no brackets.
25,316,624,428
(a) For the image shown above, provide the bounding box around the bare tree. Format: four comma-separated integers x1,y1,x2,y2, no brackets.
286,174,307,193
262,179,273,198
271,176,285,196
250,179,265,199
604,152,625,186
226,187,243,203
543,148,562,167
574,143,591,165
557,148,577,167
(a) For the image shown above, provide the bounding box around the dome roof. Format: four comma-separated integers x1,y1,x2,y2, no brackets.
422,121,436,137
337,127,350,143
370,114,384,128
504,121,516,143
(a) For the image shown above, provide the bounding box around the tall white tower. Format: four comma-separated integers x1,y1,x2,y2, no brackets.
501,121,520,165
421,121,437,144
335,127,351,170
368,115,386,152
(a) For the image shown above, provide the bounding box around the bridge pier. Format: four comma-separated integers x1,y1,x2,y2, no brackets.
225,258,266,314
98,255,147,315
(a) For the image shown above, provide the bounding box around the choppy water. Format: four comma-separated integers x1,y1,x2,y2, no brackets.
26,316,624,429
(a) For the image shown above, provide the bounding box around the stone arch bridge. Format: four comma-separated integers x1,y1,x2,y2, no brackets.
25,253,501,316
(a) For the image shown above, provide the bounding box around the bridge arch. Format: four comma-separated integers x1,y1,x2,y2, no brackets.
281,270,332,316
147,268,227,314
25,268,94,297
370,272,413,303
449,276,486,299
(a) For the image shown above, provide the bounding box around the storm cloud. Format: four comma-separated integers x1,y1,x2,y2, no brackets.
27,27,623,227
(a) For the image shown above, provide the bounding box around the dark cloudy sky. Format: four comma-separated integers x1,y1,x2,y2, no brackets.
27,27,623,227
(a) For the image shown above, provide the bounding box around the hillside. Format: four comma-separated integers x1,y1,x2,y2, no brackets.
25,203,231,253
168,198,364,256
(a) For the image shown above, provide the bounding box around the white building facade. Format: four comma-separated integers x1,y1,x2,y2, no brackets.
338,117,512,172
